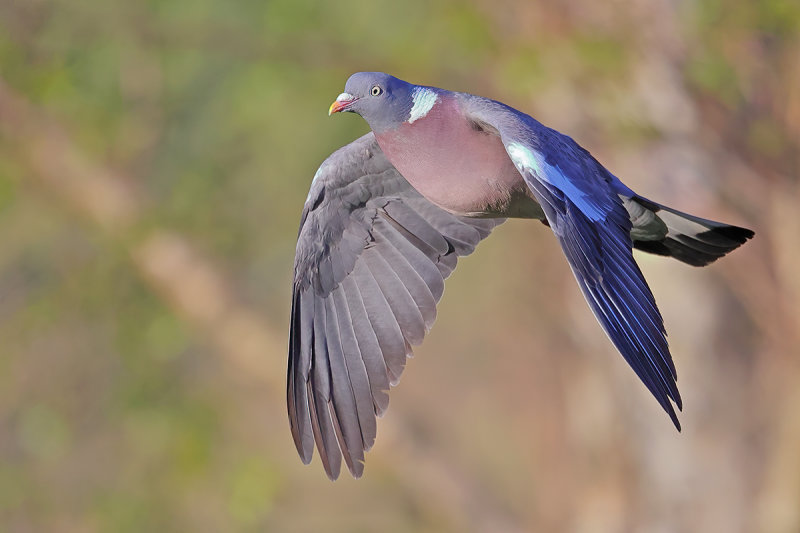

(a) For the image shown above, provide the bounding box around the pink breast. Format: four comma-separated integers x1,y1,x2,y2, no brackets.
375,97,522,215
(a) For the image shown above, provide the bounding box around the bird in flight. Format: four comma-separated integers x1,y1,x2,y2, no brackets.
288,72,754,479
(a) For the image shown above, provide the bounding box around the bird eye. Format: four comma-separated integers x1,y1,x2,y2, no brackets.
370,85,383,96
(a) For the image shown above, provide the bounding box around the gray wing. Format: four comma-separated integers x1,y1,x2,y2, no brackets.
289,132,503,479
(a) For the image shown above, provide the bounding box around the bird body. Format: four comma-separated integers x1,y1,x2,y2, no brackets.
375,90,535,218
290,72,754,479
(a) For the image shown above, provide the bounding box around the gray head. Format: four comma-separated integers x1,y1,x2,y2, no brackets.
328,72,416,133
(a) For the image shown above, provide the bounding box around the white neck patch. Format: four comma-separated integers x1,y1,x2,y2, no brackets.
408,87,438,124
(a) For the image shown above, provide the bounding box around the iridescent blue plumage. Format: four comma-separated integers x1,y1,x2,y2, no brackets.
476,106,683,426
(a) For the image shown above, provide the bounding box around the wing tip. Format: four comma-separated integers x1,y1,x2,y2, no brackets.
662,392,682,432
670,410,682,432
289,421,315,465
324,465,341,481
347,460,365,479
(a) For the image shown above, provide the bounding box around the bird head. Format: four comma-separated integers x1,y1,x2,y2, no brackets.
329,72,419,133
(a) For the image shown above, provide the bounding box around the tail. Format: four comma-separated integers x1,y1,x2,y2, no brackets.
628,196,754,267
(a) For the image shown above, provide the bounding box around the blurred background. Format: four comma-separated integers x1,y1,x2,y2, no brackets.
0,0,797,531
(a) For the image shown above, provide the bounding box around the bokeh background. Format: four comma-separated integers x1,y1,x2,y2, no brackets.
0,0,798,531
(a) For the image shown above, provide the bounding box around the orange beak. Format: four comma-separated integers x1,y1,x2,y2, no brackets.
328,93,357,115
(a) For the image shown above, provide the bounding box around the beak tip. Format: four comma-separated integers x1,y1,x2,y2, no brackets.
328,93,355,116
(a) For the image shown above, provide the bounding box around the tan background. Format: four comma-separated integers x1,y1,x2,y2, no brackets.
0,0,797,531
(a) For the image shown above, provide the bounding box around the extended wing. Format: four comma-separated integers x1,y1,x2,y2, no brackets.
290,133,502,479
467,100,683,429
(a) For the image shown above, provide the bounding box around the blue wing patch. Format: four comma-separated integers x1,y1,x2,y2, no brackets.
507,142,607,222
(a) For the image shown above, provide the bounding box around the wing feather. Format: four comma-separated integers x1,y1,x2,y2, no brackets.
310,306,342,479
352,259,409,384
341,275,390,416
323,296,365,475
373,221,438,328
332,286,378,450
363,240,427,346
377,214,445,302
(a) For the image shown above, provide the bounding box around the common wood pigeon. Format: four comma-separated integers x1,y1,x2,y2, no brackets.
288,72,754,479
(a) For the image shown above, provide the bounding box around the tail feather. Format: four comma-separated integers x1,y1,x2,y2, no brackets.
631,198,754,267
